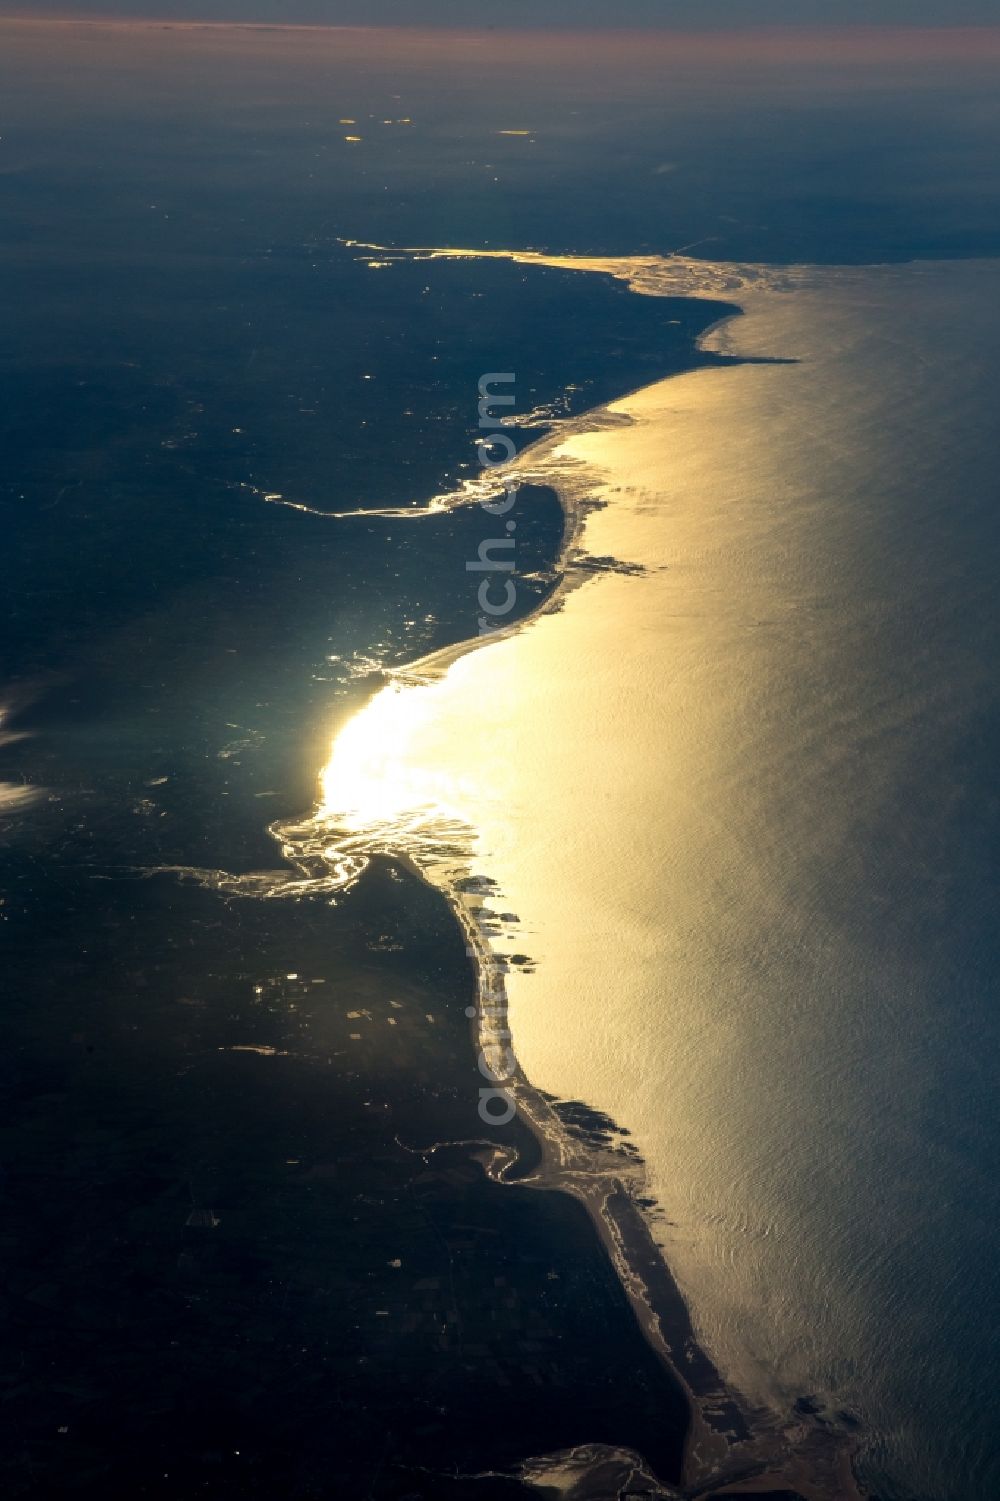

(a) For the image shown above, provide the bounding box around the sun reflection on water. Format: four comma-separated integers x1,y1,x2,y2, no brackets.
318,680,473,840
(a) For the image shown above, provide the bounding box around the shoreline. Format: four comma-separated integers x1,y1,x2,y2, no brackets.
280,247,868,1499
161,243,873,1497
353,534,865,1501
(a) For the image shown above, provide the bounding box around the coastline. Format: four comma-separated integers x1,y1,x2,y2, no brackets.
319,534,865,1501
270,248,869,1499
143,242,952,1496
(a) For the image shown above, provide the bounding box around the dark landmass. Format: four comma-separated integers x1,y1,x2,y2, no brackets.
0,857,695,1497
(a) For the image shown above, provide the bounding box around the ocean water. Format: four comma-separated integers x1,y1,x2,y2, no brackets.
310,255,1000,1501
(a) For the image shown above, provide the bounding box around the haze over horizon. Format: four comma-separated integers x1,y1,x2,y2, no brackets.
5,0,1000,26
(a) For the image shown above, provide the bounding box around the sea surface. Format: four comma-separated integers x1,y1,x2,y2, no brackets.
309,252,1000,1501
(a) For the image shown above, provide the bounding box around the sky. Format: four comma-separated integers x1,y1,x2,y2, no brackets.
2,0,998,26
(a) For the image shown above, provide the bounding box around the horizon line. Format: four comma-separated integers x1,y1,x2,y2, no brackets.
5,17,1000,67
4,15,1000,34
